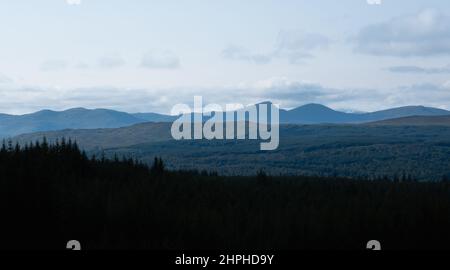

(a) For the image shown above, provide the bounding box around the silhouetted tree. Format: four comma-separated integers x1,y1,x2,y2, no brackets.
151,157,165,175
1,137,450,250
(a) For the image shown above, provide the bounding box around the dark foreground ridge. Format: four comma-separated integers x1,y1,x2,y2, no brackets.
1,139,450,250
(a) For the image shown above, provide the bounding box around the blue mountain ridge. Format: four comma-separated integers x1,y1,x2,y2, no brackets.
1,103,449,138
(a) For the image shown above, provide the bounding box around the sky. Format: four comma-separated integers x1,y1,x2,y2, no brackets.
1,0,450,114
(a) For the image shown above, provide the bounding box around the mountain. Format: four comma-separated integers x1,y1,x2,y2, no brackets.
132,112,177,122
362,106,450,122
0,108,146,138
279,104,450,124
280,103,356,124
0,108,182,138
2,104,450,138
368,115,450,126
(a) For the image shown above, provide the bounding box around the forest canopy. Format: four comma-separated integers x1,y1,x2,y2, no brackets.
1,139,450,250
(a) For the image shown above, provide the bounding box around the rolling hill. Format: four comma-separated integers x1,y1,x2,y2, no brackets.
12,122,173,151
368,115,450,126
10,121,450,181
1,104,450,138
279,103,358,124
279,104,450,124
0,108,145,138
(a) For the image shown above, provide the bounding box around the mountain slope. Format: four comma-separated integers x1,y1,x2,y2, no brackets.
280,104,357,124
12,122,173,150
0,108,148,138
367,115,450,126
280,104,450,124
362,106,450,122
132,112,177,122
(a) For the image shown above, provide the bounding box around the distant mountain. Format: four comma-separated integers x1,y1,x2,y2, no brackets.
0,108,146,138
280,104,450,124
362,106,450,122
280,104,356,124
2,104,450,138
132,112,177,122
367,115,450,126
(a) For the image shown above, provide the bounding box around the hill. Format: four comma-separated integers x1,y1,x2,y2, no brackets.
2,104,450,138
280,103,357,124
363,106,450,122
11,122,450,181
0,108,146,138
368,115,450,126
132,112,177,122
12,122,172,151
280,104,450,124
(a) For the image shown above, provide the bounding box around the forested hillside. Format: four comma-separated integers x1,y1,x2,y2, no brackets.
12,124,450,181
1,140,450,250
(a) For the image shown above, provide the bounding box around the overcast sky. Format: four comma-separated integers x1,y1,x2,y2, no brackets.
1,0,450,114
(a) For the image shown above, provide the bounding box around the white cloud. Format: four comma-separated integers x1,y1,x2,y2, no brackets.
354,9,450,57
274,30,330,64
221,46,271,65
0,73,13,84
1,78,449,115
222,31,330,65
140,51,180,69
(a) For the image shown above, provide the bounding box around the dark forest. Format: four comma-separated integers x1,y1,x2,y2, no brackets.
1,139,450,250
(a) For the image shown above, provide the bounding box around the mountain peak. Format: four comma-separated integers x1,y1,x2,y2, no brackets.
65,107,89,112
290,103,336,112
301,103,330,108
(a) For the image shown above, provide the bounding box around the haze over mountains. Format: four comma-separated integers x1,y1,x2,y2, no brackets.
1,103,450,138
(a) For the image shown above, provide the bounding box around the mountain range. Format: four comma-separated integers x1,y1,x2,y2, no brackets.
1,103,450,138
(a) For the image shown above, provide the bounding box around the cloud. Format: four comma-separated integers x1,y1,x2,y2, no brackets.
0,73,13,84
387,83,450,108
140,51,180,69
274,30,330,64
225,78,450,111
354,9,450,57
66,0,81,5
230,77,378,109
221,46,272,65
388,65,450,74
40,60,68,71
1,78,450,115
98,54,126,69
222,31,330,65
0,79,334,114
